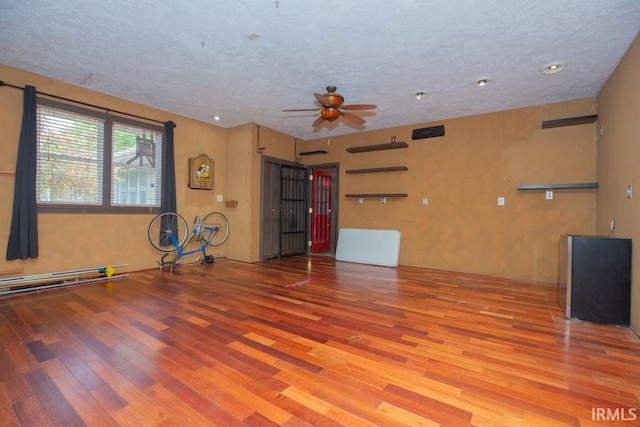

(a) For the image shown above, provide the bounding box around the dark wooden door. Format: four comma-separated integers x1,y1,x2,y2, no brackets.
261,160,282,259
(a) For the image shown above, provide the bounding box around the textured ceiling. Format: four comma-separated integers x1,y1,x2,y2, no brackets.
1,0,639,141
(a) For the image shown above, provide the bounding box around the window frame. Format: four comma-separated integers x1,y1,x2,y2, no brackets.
36,97,164,215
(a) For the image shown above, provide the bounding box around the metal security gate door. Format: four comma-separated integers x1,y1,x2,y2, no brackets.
311,169,332,252
280,165,307,256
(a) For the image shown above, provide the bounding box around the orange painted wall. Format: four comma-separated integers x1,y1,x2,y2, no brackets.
224,124,297,263
0,64,230,276
0,64,299,277
0,62,609,299
301,99,598,283
595,32,640,333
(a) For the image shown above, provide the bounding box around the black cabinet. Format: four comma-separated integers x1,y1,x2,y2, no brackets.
559,235,631,325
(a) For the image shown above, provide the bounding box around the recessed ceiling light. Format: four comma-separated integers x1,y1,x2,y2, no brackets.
246,33,260,41
213,116,221,121
472,78,491,87
541,62,567,75
411,91,427,99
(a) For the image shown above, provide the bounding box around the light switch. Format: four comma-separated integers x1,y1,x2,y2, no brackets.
216,194,223,202
497,197,505,206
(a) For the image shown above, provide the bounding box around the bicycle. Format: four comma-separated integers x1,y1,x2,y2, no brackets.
147,211,229,273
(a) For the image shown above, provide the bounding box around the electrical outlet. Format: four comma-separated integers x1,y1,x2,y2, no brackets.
216,194,223,202
545,190,553,200
422,197,428,206
627,185,632,199
497,197,505,206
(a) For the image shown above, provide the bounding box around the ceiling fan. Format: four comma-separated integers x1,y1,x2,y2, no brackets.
283,86,377,128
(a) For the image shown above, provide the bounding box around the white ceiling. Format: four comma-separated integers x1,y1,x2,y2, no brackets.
1,0,639,141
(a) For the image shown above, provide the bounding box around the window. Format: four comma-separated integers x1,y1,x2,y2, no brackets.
36,98,163,213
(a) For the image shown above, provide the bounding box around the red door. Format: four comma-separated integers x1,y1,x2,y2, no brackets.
311,169,332,252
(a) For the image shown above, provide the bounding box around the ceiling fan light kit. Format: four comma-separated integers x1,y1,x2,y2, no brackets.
320,108,341,122
283,86,377,128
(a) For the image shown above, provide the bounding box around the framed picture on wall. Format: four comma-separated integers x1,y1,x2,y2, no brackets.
188,153,214,190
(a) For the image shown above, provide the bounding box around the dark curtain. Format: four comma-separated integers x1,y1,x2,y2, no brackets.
161,121,176,214
160,121,177,246
6,85,39,260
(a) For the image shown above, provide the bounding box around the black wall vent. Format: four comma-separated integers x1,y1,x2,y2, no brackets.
412,124,445,140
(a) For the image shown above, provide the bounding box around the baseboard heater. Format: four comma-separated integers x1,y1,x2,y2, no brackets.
0,264,127,295
335,228,401,267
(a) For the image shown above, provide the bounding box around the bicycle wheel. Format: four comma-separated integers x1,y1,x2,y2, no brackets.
201,212,229,246
148,212,189,252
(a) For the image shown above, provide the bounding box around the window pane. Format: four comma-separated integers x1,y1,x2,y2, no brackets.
111,123,162,207
35,99,164,213
36,106,103,204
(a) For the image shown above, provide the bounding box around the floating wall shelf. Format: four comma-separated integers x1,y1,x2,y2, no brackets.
541,115,598,129
298,150,328,156
346,193,408,204
346,166,408,174
346,142,408,153
345,193,408,198
517,183,598,190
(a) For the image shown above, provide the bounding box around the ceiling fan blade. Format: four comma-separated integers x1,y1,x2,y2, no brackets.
341,112,366,125
282,108,321,112
314,93,332,108
341,104,377,110
312,115,325,127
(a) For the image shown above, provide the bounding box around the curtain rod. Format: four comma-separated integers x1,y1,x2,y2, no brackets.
0,80,176,127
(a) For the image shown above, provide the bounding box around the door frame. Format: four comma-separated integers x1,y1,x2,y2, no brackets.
260,155,308,261
260,157,340,260
306,162,340,254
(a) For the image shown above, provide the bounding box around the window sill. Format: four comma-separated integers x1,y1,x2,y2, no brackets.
37,204,160,214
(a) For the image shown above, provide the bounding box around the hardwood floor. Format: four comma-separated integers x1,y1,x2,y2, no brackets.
0,256,639,426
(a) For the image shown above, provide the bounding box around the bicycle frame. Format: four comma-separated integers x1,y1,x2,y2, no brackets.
159,216,220,272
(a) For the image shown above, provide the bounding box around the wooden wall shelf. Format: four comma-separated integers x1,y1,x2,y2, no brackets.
346,142,408,153
346,166,408,174
345,193,408,198
517,183,598,190
541,115,598,129
298,150,327,156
